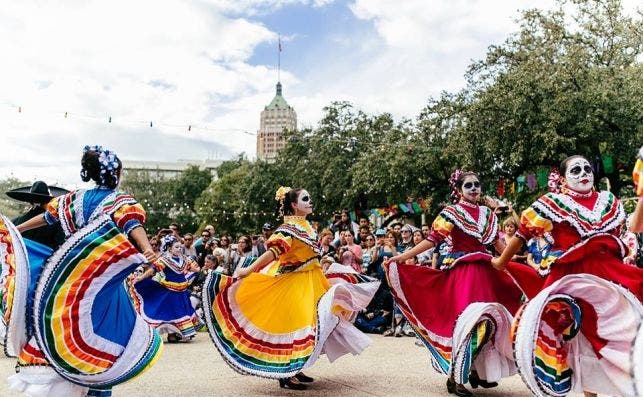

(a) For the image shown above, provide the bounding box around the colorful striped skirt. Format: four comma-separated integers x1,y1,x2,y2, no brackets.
202,264,379,378
512,274,642,397
9,214,163,396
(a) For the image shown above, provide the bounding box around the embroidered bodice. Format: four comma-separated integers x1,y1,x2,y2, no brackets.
45,188,146,237
264,216,322,275
428,203,498,254
516,191,624,252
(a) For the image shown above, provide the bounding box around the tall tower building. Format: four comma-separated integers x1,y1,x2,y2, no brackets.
256,82,297,161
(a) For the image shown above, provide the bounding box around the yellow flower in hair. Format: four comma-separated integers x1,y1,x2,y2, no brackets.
275,186,292,202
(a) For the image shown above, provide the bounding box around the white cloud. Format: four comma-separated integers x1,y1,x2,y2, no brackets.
0,0,290,185
208,0,334,15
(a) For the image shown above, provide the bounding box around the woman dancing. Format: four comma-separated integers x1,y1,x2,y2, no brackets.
385,171,524,396
130,234,200,343
492,154,643,397
201,187,379,390
6,145,162,397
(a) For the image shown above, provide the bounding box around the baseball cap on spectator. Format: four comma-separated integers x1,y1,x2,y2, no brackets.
374,228,386,237
262,222,274,231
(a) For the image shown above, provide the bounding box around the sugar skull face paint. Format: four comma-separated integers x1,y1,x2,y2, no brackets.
564,157,594,193
460,175,481,203
293,190,313,215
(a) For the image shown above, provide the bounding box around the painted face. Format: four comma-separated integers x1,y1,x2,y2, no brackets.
564,158,594,193
170,241,182,257
460,175,481,203
294,190,313,215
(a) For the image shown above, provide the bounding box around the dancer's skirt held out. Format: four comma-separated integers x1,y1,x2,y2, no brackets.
202,261,379,378
6,214,163,396
129,273,198,339
505,235,643,397
385,253,524,385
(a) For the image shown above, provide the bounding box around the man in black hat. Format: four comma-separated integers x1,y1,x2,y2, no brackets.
6,181,68,249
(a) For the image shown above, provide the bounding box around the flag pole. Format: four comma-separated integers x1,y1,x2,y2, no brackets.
278,34,281,83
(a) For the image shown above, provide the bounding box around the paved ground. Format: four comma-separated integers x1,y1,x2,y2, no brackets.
0,333,583,397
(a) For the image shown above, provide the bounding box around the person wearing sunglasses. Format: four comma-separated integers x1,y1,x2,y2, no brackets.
384,170,523,396
201,186,379,391
182,232,197,257
492,155,643,397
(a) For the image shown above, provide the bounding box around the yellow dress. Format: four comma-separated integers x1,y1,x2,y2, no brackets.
202,216,379,378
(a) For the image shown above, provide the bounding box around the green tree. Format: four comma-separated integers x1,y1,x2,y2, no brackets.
195,163,252,234
446,0,642,201
0,177,31,219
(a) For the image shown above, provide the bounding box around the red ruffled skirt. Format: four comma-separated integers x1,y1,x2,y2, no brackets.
506,235,643,397
385,253,524,384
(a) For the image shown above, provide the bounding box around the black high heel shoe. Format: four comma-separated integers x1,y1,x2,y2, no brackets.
446,379,473,397
295,372,314,383
469,372,498,389
279,377,308,390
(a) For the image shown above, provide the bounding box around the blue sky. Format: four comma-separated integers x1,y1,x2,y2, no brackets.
0,0,638,187
248,2,373,80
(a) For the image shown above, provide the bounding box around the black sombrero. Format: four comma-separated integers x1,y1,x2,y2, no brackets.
6,181,69,204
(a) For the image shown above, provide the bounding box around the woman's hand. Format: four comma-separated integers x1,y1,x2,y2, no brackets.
235,267,253,279
385,254,403,265
490,257,506,271
142,248,157,262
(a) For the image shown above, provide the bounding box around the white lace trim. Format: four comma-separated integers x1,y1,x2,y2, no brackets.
441,204,498,245
533,192,625,238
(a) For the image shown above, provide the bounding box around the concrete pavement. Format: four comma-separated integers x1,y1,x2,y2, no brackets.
0,333,584,396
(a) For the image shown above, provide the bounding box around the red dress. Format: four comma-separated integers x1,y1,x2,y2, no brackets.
506,191,643,397
385,202,524,385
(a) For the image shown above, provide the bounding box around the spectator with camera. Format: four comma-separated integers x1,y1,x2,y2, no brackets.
331,209,359,237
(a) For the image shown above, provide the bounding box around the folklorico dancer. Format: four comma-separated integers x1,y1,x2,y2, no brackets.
384,170,524,397
3,146,162,397
201,186,380,390
492,155,643,397
130,234,200,342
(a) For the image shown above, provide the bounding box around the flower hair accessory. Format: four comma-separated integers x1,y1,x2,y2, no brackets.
160,235,178,253
449,169,463,204
275,186,292,202
82,145,121,186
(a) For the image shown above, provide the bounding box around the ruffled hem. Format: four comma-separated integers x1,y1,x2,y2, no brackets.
31,214,163,387
0,214,30,357
513,274,642,397
385,261,522,382
451,302,516,384
202,268,379,378
8,366,88,397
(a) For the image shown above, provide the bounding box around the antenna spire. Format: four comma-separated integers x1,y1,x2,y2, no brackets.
278,34,282,82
